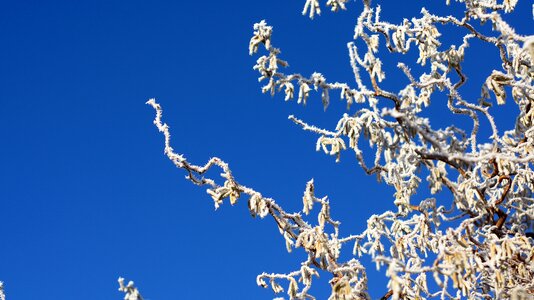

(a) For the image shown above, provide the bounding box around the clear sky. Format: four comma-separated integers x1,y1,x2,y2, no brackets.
0,0,531,299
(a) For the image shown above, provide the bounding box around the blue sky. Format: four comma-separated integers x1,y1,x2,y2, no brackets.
0,0,531,299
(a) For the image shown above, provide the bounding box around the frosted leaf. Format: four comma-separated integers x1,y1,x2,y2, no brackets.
257,276,268,288
249,20,272,55
326,0,348,12
271,280,284,294
302,0,321,19
288,278,298,299
504,0,518,13
298,82,311,105
302,179,315,215
283,82,295,101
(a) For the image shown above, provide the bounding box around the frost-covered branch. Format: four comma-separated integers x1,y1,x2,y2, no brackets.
150,0,533,299
148,99,371,299
244,0,534,298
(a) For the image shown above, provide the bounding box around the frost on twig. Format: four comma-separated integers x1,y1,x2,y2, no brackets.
118,277,143,300
245,0,533,298
150,0,533,299
148,98,369,299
